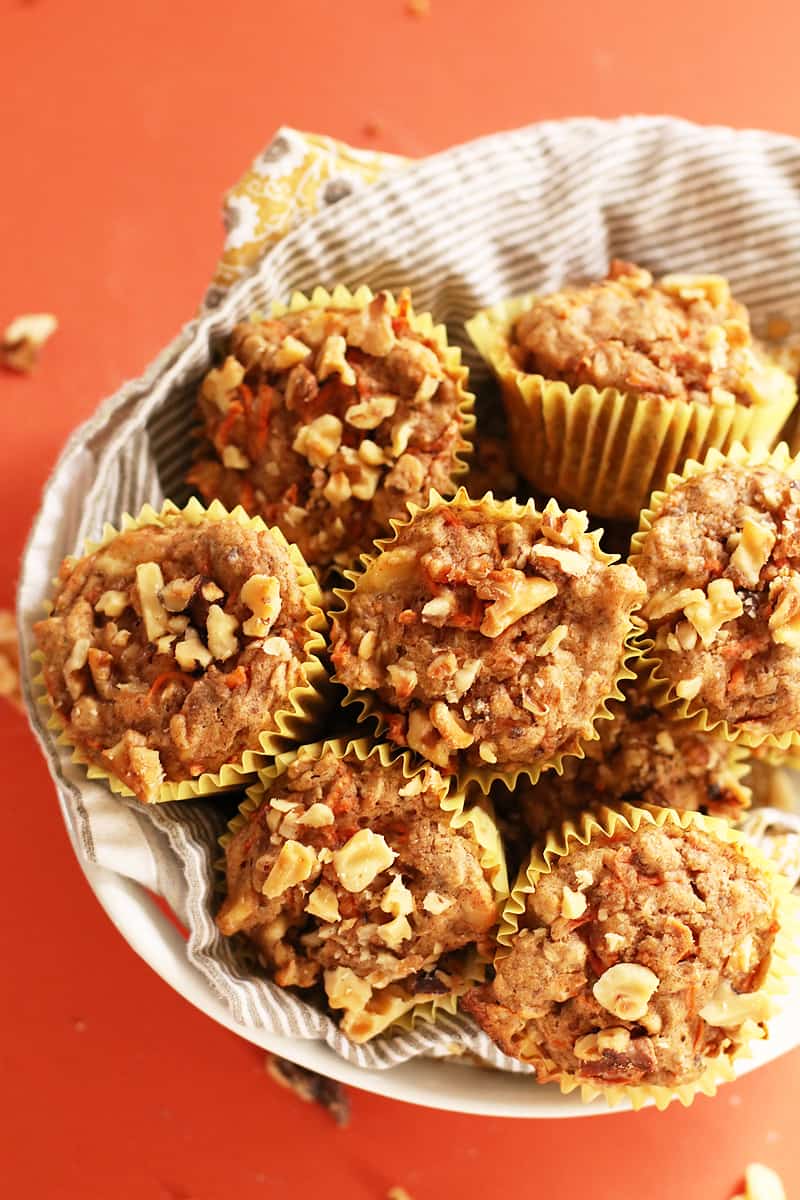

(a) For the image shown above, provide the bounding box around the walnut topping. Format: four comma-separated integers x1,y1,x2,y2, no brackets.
699,981,772,1027
324,966,372,1012
536,623,568,656
768,574,800,647
358,630,377,660
63,637,90,695
385,453,426,494
592,962,659,1020
387,662,418,699
478,742,497,763
346,295,397,357
358,439,386,466
323,471,352,505
201,355,245,411
127,746,165,803
168,615,190,634
573,1026,631,1061
135,562,169,641
273,334,312,369
731,518,775,587
350,462,381,500
451,658,482,698
531,544,589,576
205,605,239,660
380,874,415,917
174,626,213,670
422,891,454,915
675,676,702,701
646,586,706,622
221,445,251,470
421,592,456,625
316,334,356,386
413,375,440,405
296,803,335,828
604,931,626,953
407,707,451,768
705,325,729,371
305,882,340,923
397,337,442,378
333,829,396,893
292,413,343,467
683,578,743,647
376,914,412,950
391,419,414,457
560,885,587,919
345,394,398,430
261,635,292,657
1,312,58,372
480,573,557,637
262,840,318,899
241,573,281,638
94,589,129,618
429,701,474,749
160,576,200,612
660,273,731,306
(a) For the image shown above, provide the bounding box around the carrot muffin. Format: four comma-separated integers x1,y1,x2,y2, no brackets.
464,812,783,1092
632,456,800,743
187,289,473,578
330,493,645,774
216,745,502,1040
498,684,750,840
511,261,787,409
34,509,324,803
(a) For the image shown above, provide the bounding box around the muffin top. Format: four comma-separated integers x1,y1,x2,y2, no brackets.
502,685,750,840
188,290,471,578
464,819,779,1088
633,461,800,737
34,514,316,801
217,748,499,1034
511,260,788,408
331,497,645,772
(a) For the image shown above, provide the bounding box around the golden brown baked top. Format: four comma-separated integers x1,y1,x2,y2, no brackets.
34,515,314,801
217,749,499,1036
330,498,644,772
464,821,778,1088
188,291,470,578
634,462,800,736
511,260,786,408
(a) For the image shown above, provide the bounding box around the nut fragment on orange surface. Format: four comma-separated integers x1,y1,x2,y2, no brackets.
1,313,58,372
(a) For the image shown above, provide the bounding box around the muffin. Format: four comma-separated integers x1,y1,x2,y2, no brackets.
632,444,800,749
464,805,792,1107
187,286,474,579
467,261,797,520
495,682,751,841
216,741,506,1041
330,489,644,778
33,500,327,803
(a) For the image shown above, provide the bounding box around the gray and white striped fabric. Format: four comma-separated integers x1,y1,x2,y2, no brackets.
17,117,800,1071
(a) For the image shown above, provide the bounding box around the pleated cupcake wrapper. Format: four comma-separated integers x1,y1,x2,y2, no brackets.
466,296,798,522
330,485,645,791
218,734,509,1042
33,497,329,804
266,283,476,485
631,441,800,754
496,802,798,1111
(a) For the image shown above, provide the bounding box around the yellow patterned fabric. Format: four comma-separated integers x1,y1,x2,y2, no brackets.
206,127,406,305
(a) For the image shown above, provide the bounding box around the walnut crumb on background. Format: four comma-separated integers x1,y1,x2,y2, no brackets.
265,1055,350,1126
1,313,58,372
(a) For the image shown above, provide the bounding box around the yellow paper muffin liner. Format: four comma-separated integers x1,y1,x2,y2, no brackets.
32,497,330,804
218,735,509,1042
330,486,644,791
495,802,798,1111
267,283,476,486
467,295,798,521
631,441,800,753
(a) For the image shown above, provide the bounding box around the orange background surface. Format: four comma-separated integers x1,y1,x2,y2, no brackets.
3,2,800,1197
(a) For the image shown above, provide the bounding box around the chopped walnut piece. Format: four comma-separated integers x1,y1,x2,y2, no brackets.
174,626,213,670
292,413,343,467
531,544,589,576
675,676,702,701
536,623,568,656
592,962,659,1020
385,453,426,493
646,586,706,622
241,573,281,637
221,444,250,470
305,882,340,923
316,334,356,386
1,312,58,372
323,471,352,505
206,605,239,660
698,980,773,1027
768,574,800,647
127,746,165,804
262,840,318,899
273,334,312,369
660,273,731,306
421,592,456,625
333,828,396,892
480,573,557,637
324,966,373,1011
683,578,743,647
422,891,454,915
266,1055,350,1127
560,885,587,919
201,356,245,411
730,518,776,587
345,394,398,430
381,874,415,917
376,913,412,949
135,562,169,641
346,295,396,356
94,589,129,618
429,701,474,749
159,576,200,613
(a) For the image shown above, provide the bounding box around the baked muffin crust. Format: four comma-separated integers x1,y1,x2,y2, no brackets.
512,260,789,408
465,819,779,1088
188,290,471,577
34,514,318,802
331,496,645,772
